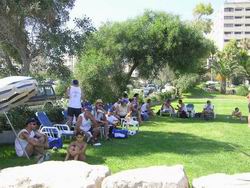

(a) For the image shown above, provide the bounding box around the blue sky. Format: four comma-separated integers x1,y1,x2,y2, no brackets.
69,0,224,28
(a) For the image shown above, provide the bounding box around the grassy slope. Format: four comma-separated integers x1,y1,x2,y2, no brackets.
1,89,250,182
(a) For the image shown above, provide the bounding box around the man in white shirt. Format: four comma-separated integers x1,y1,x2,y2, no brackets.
15,118,49,162
203,100,214,120
67,80,84,128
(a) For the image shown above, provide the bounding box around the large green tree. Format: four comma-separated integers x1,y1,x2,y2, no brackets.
0,0,95,77
76,10,213,101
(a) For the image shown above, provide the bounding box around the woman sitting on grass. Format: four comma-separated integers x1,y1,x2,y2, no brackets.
65,131,87,161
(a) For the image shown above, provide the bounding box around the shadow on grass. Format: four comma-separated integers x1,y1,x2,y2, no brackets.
155,114,246,125
90,131,236,161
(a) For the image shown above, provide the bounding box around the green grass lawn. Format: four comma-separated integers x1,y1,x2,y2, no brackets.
1,93,250,182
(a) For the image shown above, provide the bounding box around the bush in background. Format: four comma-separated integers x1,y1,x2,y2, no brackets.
236,85,249,96
0,105,65,132
173,74,199,94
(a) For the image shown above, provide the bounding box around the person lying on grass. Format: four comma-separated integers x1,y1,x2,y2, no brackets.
15,118,50,163
65,131,87,161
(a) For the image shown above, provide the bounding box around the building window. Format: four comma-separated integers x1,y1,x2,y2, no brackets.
224,16,234,19
224,23,234,27
224,32,232,35
235,16,243,19
246,8,250,11
245,16,250,19
224,39,230,42
224,7,234,12
246,24,250,27
245,32,250,34
234,32,242,34
235,24,242,27
235,8,243,11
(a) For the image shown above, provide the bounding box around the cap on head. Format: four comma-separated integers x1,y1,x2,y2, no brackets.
26,118,37,125
72,79,79,85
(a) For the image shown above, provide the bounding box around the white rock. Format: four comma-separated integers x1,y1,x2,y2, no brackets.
102,165,189,188
192,173,250,188
0,161,110,188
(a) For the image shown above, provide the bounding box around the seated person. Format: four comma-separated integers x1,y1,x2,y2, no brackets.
92,99,110,140
176,99,188,118
115,99,129,119
129,93,142,124
106,109,119,127
202,100,214,119
75,104,100,144
65,131,87,161
15,118,50,163
232,107,243,120
141,99,154,120
161,99,175,116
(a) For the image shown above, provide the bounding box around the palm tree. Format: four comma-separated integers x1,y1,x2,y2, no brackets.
211,40,246,94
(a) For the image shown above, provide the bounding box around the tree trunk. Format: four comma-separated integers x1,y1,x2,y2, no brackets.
220,77,226,94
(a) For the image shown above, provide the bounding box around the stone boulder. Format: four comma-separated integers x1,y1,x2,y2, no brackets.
102,165,189,188
192,173,250,188
0,161,110,188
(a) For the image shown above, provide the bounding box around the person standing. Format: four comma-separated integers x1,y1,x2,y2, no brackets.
67,79,83,128
247,90,250,127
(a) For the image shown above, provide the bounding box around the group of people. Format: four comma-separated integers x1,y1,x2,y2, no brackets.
15,79,155,163
14,79,250,163
160,99,215,119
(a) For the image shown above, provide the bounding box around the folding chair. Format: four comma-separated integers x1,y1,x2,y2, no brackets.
121,117,139,132
186,104,195,118
36,111,74,138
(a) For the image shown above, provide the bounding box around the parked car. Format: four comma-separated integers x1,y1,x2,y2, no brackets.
25,84,57,107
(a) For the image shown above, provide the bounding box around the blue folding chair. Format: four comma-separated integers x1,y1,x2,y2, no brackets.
36,111,74,138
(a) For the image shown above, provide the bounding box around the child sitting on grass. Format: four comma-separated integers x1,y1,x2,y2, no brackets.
232,107,243,121
65,131,87,161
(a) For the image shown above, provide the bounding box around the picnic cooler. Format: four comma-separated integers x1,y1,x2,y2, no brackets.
112,129,128,139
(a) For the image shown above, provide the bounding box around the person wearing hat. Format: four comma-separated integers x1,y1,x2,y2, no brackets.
92,99,110,140
67,79,84,128
15,118,50,163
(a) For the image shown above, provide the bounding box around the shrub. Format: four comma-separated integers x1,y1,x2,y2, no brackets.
3,106,36,130
173,74,199,94
43,105,65,124
236,85,249,96
0,104,65,132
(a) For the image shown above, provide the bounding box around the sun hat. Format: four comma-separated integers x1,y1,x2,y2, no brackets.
95,99,103,104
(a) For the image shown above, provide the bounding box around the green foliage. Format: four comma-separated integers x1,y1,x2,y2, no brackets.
5,106,36,130
55,80,71,97
43,105,64,124
76,50,127,103
212,40,247,94
76,10,213,100
0,0,95,75
173,74,199,94
236,85,249,96
0,104,64,132
192,3,214,33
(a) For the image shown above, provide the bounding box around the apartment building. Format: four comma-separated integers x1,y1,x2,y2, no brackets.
210,0,250,50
